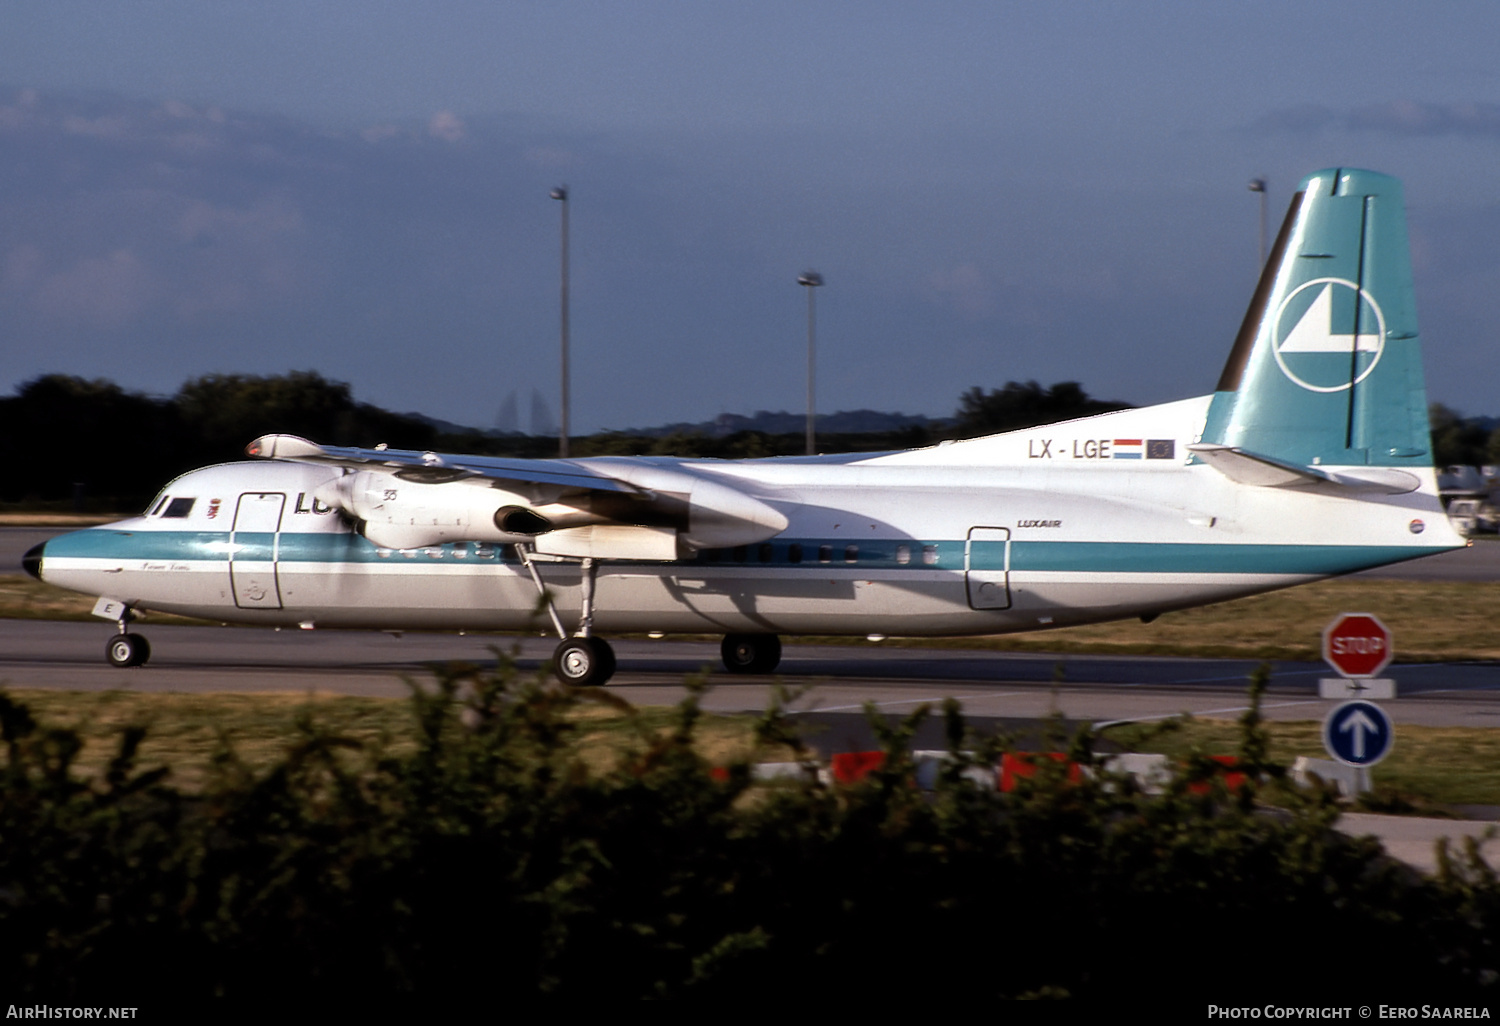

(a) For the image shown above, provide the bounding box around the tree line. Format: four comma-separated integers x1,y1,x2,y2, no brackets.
11,370,1490,511
0,373,1129,510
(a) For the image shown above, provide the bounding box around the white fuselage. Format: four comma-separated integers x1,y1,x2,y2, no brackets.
37,398,1462,638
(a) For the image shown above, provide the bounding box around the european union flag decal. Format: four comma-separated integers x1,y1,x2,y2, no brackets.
1146,439,1175,460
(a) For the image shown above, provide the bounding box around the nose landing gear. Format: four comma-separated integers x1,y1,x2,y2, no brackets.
106,633,151,668
104,607,151,667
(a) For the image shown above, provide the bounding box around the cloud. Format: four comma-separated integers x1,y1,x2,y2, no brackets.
0,87,39,130
1249,103,1337,134
1349,100,1500,138
29,249,157,329
1253,100,1500,141
427,110,465,142
523,145,576,168
62,114,131,138
924,262,997,318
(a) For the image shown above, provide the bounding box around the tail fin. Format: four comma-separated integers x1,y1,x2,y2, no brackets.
1199,169,1430,469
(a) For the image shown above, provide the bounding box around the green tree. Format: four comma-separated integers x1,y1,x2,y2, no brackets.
1429,403,1492,467
173,370,438,460
955,380,1130,437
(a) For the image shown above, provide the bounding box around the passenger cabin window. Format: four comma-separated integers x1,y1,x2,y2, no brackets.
818,544,832,563
758,543,774,563
895,544,911,565
162,497,196,518
732,545,747,562
788,543,803,564
922,544,939,565
844,545,859,563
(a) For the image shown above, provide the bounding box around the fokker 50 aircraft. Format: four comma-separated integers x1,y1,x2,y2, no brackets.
25,169,1465,684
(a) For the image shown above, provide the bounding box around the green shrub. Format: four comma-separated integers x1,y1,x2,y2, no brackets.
0,662,1494,1004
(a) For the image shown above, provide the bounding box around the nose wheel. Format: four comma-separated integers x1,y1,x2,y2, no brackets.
106,633,151,668
721,633,781,674
552,636,616,686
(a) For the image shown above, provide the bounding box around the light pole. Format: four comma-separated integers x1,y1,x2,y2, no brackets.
1248,177,1267,271
551,185,570,458
798,271,823,456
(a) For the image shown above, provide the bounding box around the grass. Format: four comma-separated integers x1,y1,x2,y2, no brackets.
0,576,208,625
0,684,792,792
808,576,1500,661
0,512,122,526
6,684,1499,808
1100,716,1500,808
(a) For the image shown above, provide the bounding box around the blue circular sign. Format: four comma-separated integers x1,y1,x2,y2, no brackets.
1322,700,1394,767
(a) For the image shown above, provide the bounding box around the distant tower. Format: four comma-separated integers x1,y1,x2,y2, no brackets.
495,391,519,434
529,388,556,437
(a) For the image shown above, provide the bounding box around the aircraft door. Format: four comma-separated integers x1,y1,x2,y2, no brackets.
231,492,285,610
965,527,1011,610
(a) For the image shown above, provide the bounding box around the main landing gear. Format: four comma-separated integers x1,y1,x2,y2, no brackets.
105,606,151,668
514,547,783,684
720,633,781,674
552,635,617,686
518,547,619,687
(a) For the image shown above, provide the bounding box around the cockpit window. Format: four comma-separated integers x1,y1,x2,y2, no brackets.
148,495,169,516
162,497,196,518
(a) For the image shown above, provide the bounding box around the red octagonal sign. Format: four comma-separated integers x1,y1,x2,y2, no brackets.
1323,613,1393,679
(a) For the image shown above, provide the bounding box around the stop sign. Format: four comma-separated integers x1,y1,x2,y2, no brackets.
1323,613,1393,678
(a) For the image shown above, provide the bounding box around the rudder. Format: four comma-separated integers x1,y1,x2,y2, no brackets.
1199,169,1429,469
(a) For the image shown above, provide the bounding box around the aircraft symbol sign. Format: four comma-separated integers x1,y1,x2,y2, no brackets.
1322,700,1393,768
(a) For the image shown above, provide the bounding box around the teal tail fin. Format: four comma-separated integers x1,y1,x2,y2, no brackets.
1200,169,1430,469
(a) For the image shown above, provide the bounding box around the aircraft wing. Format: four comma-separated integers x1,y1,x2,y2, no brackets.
246,434,641,495
245,434,788,557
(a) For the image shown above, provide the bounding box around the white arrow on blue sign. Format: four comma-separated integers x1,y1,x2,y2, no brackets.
1321,700,1394,768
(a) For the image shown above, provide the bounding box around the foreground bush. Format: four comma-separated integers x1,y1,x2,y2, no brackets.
0,662,1495,1003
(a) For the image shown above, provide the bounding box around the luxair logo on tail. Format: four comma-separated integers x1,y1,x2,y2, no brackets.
1272,278,1385,393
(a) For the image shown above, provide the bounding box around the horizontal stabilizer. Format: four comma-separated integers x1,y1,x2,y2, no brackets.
1187,444,1418,494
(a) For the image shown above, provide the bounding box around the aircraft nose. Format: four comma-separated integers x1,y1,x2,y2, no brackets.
22,542,44,580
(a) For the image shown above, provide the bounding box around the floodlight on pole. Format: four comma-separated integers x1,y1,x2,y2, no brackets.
1248,177,1268,271
551,185,570,458
798,271,824,456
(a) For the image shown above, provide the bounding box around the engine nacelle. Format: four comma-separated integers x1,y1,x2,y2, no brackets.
316,470,570,550
311,461,788,557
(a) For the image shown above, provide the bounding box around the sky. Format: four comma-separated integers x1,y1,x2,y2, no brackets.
2,2,1499,434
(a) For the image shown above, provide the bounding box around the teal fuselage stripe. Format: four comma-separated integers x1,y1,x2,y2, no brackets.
46,529,1435,577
